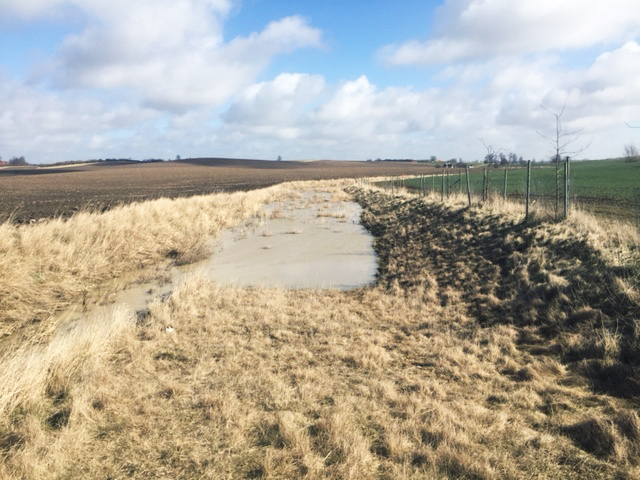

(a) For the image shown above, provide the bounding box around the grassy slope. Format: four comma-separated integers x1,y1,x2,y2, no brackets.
2,184,640,478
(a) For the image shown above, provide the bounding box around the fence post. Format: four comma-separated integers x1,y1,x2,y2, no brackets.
441,172,445,202
503,168,508,200
563,158,569,220
555,160,560,220
465,166,471,207
525,160,531,222
482,166,488,202
446,169,450,199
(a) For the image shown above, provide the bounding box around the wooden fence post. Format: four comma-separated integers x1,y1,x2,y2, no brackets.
555,159,560,220
441,172,445,202
503,168,508,200
563,158,569,220
482,166,488,202
446,169,450,199
465,166,471,207
525,160,531,222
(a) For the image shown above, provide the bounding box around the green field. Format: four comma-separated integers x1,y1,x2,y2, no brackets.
399,159,640,220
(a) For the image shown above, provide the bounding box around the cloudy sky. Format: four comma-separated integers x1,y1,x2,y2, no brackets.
1,0,639,163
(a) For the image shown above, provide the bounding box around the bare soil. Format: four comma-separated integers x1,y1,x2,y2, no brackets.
0,159,436,223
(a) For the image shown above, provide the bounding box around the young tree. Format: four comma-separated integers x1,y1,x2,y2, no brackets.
538,102,591,162
538,102,591,219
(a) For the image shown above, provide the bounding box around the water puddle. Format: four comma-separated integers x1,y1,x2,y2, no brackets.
195,191,377,289
53,190,377,327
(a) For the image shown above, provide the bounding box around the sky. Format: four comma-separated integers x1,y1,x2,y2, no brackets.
1,0,639,164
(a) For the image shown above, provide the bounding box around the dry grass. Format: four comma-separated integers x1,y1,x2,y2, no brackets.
1,181,640,478
0,184,299,340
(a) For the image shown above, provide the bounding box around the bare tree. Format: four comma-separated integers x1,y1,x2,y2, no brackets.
624,144,639,162
478,137,501,164
537,102,591,219
477,138,502,201
538,102,591,162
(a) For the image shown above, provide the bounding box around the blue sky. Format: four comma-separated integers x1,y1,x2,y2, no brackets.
1,0,639,164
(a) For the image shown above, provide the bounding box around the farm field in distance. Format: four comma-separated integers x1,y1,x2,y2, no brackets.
402,159,640,222
0,158,438,223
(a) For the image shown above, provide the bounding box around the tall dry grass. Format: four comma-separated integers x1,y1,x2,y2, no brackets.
0,184,302,340
2,181,640,478
0,306,134,479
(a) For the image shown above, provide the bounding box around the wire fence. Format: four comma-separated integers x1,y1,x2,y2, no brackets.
375,158,640,225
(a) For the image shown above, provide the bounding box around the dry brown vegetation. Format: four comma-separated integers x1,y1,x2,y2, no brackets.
1,181,640,478
0,185,300,341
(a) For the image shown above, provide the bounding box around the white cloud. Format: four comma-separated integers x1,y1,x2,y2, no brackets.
0,76,158,161
380,0,640,65
2,1,321,113
224,73,325,128
43,1,322,112
219,75,445,158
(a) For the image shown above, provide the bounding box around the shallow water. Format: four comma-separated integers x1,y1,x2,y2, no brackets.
53,190,377,327
196,192,377,289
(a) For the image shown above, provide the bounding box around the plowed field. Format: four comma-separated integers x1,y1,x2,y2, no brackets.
0,158,435,223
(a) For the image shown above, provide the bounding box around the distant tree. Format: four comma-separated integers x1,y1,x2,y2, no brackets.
9,156,27,166
175,155,181,160
429,155,437,162
478,138,501,165
624,144,639,162
277,155,282,161
518,156,524,164
499,152,508,165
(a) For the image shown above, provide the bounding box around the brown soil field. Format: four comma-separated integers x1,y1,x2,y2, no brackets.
0,159,436,223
